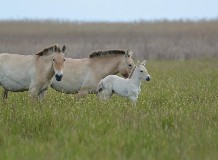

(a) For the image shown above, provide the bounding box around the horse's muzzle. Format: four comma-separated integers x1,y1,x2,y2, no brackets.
145,76,150,81
55,74,63,81
123,73,129,79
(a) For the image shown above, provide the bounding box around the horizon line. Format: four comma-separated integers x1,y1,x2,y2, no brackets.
0,17,218,23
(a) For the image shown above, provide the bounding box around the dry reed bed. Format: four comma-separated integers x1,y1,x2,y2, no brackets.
0,20,218,60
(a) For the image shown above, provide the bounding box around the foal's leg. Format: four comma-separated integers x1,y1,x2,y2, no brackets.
98,89,113,100
3,89,8,99
129,96,138,106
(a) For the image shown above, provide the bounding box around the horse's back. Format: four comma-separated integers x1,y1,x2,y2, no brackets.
102,75,133,96
102,75,126,88
0,53,13,64
0,53,33,73
51,57,91,93
104,75,125,83
0,53,33,64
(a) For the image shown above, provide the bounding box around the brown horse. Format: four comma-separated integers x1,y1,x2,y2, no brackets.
0,44,66,100
51,50,135,95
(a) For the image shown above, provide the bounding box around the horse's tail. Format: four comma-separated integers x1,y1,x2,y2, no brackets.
97,80,104,92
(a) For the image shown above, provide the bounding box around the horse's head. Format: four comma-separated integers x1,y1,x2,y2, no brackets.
117,50,135,78
52,45,66,81
136,60,151,81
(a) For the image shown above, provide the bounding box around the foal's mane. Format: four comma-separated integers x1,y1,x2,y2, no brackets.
89,50,126,58
128,65,137,78
36,44,62,56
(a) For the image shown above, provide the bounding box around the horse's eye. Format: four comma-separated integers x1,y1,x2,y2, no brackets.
129,64,132,67
52,59,55,61
140,70,143,72
64,59,66,61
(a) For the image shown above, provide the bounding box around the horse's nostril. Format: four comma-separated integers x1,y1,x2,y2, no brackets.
146,77,150,81
55,74,63,81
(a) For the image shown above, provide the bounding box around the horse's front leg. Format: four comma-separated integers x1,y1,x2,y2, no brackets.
2,89,8,99
38,89,47,101
78,89,89,97
29,87,39,100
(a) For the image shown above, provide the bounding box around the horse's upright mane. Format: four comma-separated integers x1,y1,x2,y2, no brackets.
89,50,126,58
36,44,62,56
128,66,136,78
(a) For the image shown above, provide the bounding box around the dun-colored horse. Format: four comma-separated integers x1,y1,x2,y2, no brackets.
0,44,66,100
97,60,151,105
51,50,135,94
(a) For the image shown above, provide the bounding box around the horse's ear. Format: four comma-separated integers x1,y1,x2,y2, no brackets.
136,60,140,66
35,52,42,56
125,50,133,57
141,60,146,66
54,45,58,52
62,45,66,52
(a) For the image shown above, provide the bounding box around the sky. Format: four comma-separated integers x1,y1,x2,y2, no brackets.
0,0,217,22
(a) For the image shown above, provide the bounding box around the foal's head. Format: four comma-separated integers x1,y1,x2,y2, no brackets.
135,60,151,81
52,45,66,81
118,50,135,78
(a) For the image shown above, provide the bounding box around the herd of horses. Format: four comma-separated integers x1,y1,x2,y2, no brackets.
0,44,151,105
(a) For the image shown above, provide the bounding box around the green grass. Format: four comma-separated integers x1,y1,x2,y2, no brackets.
0,59,218,160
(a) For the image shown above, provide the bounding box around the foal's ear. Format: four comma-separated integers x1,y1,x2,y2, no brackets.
141,60,146,66
125,50,133,57
62,45,66,52
136,60,141,66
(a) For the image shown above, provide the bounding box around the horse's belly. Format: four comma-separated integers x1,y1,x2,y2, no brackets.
112,82,139,98
114,88,130,97
51,73,96,94
51,81,80,94
0,77,29,92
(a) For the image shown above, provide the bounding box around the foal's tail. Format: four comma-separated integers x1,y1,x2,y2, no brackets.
97,80,104,92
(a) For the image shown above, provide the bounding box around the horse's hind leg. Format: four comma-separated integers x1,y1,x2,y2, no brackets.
3,89,8,99
129,96,137,106
98,89,113,100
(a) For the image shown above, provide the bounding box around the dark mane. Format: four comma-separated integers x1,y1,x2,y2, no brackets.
89,50,126,58
128,66,136,78
35,44,62,56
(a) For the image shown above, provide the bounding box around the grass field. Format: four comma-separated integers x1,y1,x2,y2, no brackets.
0,58,217,160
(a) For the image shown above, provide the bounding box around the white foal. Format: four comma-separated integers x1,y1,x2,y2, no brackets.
97,60,151,105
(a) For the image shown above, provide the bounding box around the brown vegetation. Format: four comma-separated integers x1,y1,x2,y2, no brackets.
0,20,218,60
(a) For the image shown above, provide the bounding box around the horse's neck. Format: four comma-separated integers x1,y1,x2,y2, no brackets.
129,70,141,86
91,56,121,77
35,54,54,80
